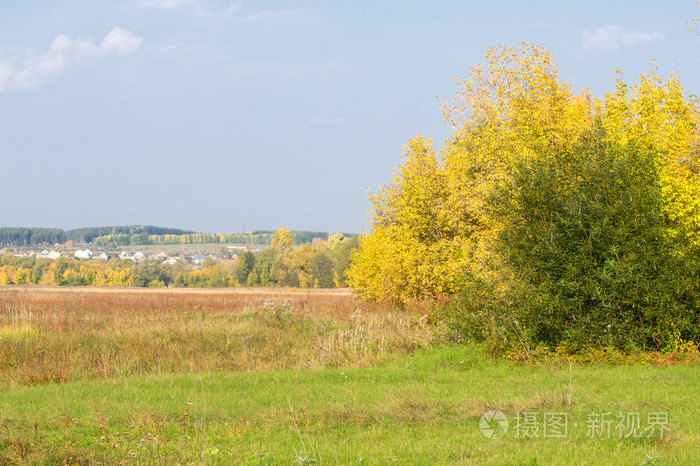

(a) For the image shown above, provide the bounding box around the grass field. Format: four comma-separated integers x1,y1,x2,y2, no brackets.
0,286,698,464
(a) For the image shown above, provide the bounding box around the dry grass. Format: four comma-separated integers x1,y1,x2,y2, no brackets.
0,286,435,388
1,288,698,464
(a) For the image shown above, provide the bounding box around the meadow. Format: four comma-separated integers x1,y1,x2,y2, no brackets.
0,286,698,464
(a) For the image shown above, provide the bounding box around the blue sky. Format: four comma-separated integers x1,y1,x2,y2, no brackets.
1,1,698,234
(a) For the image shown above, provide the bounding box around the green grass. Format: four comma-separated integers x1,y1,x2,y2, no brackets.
1,345,698,464
1,289,697,464
0,292,433,388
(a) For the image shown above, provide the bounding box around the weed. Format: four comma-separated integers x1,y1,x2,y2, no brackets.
0,288,436,388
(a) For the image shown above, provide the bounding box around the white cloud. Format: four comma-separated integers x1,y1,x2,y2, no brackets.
582,25,664,52
139,0,196,10
101,27,144,55
624,32,665,45
225,1,243,16
0,27,142,92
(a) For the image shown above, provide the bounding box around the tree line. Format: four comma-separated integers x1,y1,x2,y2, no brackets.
0,228,66,246
0,225,194,246
65,225,196,243
0,229,358,289
91,230,354,247
0,225,355,248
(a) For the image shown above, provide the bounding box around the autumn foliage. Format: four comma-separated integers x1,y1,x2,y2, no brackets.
348,44,700,352
0,229,358,289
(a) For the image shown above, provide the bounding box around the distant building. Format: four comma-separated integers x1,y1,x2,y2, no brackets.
36,250,50,259
227,244,260,253
119,252,135,261
75,249,93,260
48,251,61,260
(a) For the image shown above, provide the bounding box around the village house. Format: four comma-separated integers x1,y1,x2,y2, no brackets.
119,252,135,261
151,251,168,262
75,249,93,260
228,245,260,253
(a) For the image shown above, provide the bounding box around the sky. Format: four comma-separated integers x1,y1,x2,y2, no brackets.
1,1,698,234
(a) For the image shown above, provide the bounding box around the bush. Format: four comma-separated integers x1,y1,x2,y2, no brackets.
353,44,700,354
439,132,700,353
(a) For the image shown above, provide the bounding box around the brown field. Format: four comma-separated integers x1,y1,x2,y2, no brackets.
0,284,352,295
0,285,355,332
0,285,432,388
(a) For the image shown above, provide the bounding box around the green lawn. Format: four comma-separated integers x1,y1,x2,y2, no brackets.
1,345,698,464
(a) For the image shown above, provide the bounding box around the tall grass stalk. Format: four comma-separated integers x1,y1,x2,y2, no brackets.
0,288,435,388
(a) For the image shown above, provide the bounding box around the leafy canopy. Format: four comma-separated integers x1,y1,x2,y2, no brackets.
349,43,700,351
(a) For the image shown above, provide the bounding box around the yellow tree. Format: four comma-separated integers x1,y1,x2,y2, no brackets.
599,68,700,248
348,135,461,303
269,228,295,284
350,43,700,351
271,228,294,251
349,44,593,305
441,43,593,274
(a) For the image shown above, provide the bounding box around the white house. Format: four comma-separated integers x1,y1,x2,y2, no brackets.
48,251,61,260
192,255,209,265
75,249,93,260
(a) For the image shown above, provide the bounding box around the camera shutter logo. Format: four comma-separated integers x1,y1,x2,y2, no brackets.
479,410,509,439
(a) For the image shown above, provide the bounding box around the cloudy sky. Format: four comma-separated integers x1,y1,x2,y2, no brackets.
1,0,698,233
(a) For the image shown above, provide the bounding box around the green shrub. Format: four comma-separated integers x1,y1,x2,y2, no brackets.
440,129,700,353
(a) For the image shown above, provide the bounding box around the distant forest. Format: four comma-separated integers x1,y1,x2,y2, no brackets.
66,225,196,243
0,226,356,247
0,228,66,246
